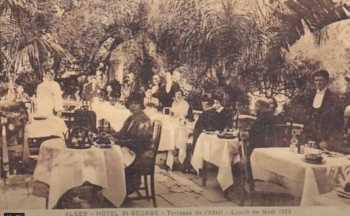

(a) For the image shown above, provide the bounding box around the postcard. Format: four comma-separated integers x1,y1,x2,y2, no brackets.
1,0,350,215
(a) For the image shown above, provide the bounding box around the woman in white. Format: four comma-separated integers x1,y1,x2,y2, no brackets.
35,71,64,117
171,90,189,120
28,70,67,138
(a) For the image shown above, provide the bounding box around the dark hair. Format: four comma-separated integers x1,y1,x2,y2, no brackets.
201,94,214,106
175,89,184,96
212,88,225,103
313,69,329,81
267,96,278,111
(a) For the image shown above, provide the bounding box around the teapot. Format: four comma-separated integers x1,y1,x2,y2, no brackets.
64,126,93,149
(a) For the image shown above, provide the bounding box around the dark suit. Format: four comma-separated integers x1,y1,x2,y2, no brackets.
158,82,180,108
192,108,233,148
304,89,343,144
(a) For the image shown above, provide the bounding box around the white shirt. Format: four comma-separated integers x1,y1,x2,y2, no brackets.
312,88,327,109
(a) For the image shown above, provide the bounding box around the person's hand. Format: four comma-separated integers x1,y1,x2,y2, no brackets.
56,110,63,118
319,140,329,150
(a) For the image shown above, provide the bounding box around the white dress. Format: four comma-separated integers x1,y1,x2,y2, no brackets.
35,80,64,117
27,80,67,138
171,100,190,119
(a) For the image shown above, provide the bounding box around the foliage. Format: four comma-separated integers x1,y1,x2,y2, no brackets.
0,0,73,79
1,0,349,100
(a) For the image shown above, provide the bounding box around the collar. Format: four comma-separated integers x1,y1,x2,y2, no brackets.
316,87,327,94
216,106,224,113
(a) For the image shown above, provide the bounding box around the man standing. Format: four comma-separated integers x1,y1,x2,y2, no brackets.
304,70,343,150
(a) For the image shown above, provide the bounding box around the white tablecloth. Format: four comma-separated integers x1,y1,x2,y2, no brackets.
33,138,129,208
91,99,131,131
147,112,192,168
26,116,67,138
91,100,192,169
191,133,241,191
250,148,350,206
313,190,350,206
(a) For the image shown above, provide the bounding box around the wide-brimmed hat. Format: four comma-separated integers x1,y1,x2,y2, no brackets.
126,94,145,109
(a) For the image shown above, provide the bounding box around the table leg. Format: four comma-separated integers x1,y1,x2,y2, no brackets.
202,161,207,186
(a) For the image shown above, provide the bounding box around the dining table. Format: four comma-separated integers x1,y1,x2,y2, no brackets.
250,147,350,206
313,190,350,206
191,132,241,191
90,99,193,169
33,138,132,208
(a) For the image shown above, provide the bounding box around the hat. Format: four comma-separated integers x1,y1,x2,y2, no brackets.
126,93,145,109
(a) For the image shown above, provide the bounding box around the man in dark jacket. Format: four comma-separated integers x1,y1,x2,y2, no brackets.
304,70,343,151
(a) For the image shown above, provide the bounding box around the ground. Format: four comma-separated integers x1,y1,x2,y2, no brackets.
0,164,299,209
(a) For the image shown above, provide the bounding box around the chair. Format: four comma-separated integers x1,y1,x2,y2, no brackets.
126,120,162,207
238,116,298,206
1,116,28,180
32,180,49,209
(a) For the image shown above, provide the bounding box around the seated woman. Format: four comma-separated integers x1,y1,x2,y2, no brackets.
112,95,153,194
104,80,121,103
170,90,190,120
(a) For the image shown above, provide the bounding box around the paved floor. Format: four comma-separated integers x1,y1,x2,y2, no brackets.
0,164,299,210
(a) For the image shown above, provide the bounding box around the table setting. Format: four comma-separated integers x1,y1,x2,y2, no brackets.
90,99,194,169
191,129,241,191
32,124,137,208
250,145,350,206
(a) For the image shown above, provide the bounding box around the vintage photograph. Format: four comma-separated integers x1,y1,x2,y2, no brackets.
1,0,350,211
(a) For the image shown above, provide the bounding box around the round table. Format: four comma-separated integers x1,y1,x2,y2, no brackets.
33,138,130,208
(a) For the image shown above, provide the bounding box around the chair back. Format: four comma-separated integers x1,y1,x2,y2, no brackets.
147,120,162,173
1,117,9,177
237,115,256,165
0,115,27,177
162,107,171,115
272,122,304,147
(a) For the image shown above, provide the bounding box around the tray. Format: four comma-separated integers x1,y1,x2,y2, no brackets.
337,189,350,199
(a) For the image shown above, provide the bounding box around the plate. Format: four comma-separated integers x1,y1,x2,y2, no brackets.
302,158,325,165
33,116,47,120
337,189,350,199
96,145,112,149
203,130,218,135
66,145,92,149
217,134,237,139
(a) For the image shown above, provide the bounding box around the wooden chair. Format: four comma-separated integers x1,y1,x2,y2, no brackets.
126,120,162,207
32,180,49,209
238,117,299,206
1,116,29,180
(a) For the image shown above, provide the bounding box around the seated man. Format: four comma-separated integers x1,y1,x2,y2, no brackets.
113,95,153,194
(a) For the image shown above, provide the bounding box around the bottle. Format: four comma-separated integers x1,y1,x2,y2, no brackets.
289,142,296,153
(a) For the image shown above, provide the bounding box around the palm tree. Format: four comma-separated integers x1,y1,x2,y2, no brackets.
0,0,73,79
